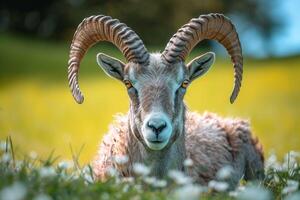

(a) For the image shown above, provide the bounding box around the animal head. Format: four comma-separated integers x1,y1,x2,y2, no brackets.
67,14,243,151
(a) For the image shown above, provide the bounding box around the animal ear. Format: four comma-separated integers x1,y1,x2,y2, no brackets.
186,52,215,81
97,53,125,81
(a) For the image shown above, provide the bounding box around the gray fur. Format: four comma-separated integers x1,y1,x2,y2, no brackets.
92,53,264,185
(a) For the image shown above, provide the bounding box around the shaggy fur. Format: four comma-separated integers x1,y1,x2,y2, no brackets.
92,111,264,185
68,14,263,186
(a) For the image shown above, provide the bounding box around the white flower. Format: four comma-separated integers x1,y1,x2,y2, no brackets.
283,158,293,171
216,165,233,180
81,166,94,184
282,180,299,195
143,176,157,185
274,174,280,183
229,191,238,197
58,160,73,170
265,153,281,171
265,153,276,167
183,158,193,167
121,177,134,183
122,184,130,193
71,174,80,180
113,155,129,165
84,173,94,184
0,182,27,200
15,161,24,172
59,171,69,180
107,166,119,177
1,153,11,163
82,166,94,183
285,192,300,200
237,186,272,200
283,151,300,171
33,194,52,200
29,151,38,159
289,151,300,158
133,163,150,176
173,184,203,200
82,166,91,174
0,141,6,151
168,170,193,185
101,192,110,200
134,184,143,191
143,176,167,188
39,166,56,178
152,179,167,188
237,185,246,192
208,180,229,192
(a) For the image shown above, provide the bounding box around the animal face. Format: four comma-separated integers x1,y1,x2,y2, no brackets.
97,52,215,150
68,14,243,151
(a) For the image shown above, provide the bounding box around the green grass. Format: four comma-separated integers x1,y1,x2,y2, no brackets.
0,138,300,200
0,33,300,165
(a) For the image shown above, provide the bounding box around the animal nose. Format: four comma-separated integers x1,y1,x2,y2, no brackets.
147,118,167,134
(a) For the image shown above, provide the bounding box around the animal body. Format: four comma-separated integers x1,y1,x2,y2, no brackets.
67,14,264,185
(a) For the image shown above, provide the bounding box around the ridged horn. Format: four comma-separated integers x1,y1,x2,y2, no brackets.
68,15,149,104
162,13,243,103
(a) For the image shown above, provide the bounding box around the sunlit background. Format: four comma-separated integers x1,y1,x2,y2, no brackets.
0,0,299,164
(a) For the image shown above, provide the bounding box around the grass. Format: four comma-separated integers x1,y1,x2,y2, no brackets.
0,33,300,165
0,138,300,200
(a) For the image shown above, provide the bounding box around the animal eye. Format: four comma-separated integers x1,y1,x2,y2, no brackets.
124,80,133,89
181,80,189,88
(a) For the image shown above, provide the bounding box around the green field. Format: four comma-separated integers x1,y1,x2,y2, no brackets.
0,34,300,164
1,140,299,199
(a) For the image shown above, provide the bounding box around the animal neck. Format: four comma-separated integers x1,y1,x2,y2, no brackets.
127,111,186,177
144,136,186,177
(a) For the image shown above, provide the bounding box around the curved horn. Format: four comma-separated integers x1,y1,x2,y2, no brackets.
68,15,149,104
162,13,243,103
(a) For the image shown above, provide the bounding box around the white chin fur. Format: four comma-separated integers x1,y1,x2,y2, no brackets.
145,140,169,150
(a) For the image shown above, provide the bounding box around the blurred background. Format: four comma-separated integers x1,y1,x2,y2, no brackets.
0,0,299,164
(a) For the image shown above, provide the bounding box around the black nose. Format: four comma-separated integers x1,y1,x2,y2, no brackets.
147,118,167,134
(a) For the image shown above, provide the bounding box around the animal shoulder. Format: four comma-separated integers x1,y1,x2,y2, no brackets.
184,111,252,161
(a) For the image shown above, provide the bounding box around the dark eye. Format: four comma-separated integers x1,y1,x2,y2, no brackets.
124,80,133,89
181,80,189,89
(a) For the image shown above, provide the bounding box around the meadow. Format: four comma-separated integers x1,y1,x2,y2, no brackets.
0,33,300,165
1,138,300,199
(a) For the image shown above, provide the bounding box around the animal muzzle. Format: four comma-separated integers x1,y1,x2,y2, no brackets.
142,112,173,150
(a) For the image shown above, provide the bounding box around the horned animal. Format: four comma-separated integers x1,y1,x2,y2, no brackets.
67,14,264,185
